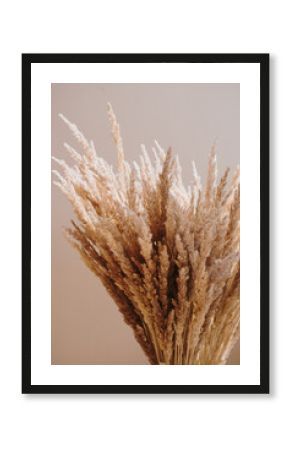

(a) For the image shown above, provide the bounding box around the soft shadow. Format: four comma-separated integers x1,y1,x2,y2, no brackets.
269,53,275,396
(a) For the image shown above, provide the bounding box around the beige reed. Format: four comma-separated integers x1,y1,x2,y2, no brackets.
53,104,240,365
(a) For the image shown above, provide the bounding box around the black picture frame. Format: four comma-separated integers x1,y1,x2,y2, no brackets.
22,53,269,394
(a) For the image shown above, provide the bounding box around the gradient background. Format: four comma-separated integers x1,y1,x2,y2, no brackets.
51,83,240,365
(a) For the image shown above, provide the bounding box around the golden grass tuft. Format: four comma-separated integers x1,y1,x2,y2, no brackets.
53,105,240,365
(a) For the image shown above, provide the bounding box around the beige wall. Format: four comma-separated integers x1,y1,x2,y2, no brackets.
51,83,240,364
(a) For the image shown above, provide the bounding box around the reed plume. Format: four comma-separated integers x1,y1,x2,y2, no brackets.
53,104,240,365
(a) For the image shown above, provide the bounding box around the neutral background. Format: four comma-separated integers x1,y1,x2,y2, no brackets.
51,83,240,364
0,1,285,449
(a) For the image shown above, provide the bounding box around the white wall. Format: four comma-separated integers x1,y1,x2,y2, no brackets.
0,1,284,449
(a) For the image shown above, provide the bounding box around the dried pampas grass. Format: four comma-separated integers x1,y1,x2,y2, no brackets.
53,104,240,365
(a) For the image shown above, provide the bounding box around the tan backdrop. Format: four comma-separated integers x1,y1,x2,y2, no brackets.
51,83,240,364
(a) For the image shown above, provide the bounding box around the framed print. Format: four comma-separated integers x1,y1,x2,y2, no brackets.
22,53,269,394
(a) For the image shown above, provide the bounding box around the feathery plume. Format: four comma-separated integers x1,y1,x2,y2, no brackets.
53,105,240,365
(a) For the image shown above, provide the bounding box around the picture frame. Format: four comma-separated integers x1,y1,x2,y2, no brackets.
22,53,269,394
